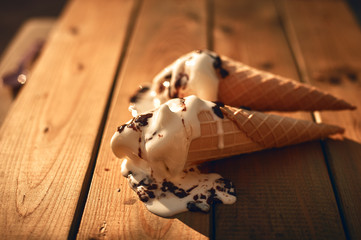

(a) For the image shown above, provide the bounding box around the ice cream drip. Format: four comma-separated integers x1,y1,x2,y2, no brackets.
120,159,236,217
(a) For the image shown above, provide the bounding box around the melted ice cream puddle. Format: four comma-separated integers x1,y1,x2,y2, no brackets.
121,159,235,217
129,50,229,115
111,96,236,217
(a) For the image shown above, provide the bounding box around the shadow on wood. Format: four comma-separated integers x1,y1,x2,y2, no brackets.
172,211,210,238
208,140,346,239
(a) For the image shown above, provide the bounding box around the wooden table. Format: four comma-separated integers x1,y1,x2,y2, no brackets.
1,0,361,239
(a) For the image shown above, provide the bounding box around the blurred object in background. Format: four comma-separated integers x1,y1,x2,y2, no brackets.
347,0,361,24
0,0,66,127
0,0,67,55
0,18,55,126
2,39,44,92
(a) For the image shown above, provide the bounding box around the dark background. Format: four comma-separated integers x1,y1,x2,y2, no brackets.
0,0,360,57
0,0,67,56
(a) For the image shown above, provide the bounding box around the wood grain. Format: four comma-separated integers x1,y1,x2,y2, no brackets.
0,18,55,126
77,0,209,239
211,0,346,239
278,0,361,239
0,0,133,238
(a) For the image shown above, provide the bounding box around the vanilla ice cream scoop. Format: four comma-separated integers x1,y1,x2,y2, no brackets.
153,50,221,102
129,50,226,115
111,95,221,178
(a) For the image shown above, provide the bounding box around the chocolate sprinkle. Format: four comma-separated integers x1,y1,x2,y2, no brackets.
219,68,229,78
148,184,158,190
180,98,187,111
137,188,150,202
187,201,203,212
161,180,189,198
127,121,138,131
213,56,222,69
146,190,155,199
207,188,223,205
212,102,224,119
186,185,198,192
158,83,165,93
135,113,153,127
138,179,149,186
138,148,142,158
169,73,189,98
216,178,236,196
187,201,210,213
175,73,189,89
208,53,229,78
239,105,251,110
117,124,126,133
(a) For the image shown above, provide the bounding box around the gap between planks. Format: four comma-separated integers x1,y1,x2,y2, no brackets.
212,0,346,239
67,0,143,239
76,0,210,239
274,0,354,239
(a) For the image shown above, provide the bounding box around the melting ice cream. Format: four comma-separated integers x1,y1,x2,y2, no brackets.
111,49,350,217
111,96,236,217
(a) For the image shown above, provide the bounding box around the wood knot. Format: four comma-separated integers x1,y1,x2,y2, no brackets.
69,26,79,35
77,63,84,71
123,198,137,205
186,11,200,22
220,24,233,34
259,62,274,70
313,66,359,85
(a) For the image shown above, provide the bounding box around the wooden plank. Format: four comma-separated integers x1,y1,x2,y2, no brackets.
77,0,209,239
278,0,361,239
211,0,346,239
0,18,55,127
0,0,134,238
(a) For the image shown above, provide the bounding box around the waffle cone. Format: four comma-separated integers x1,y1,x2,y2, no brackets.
187,106,344,165
217,56,356,111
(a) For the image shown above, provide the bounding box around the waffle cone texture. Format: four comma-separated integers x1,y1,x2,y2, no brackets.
187,105,344,165
217,56,356,111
